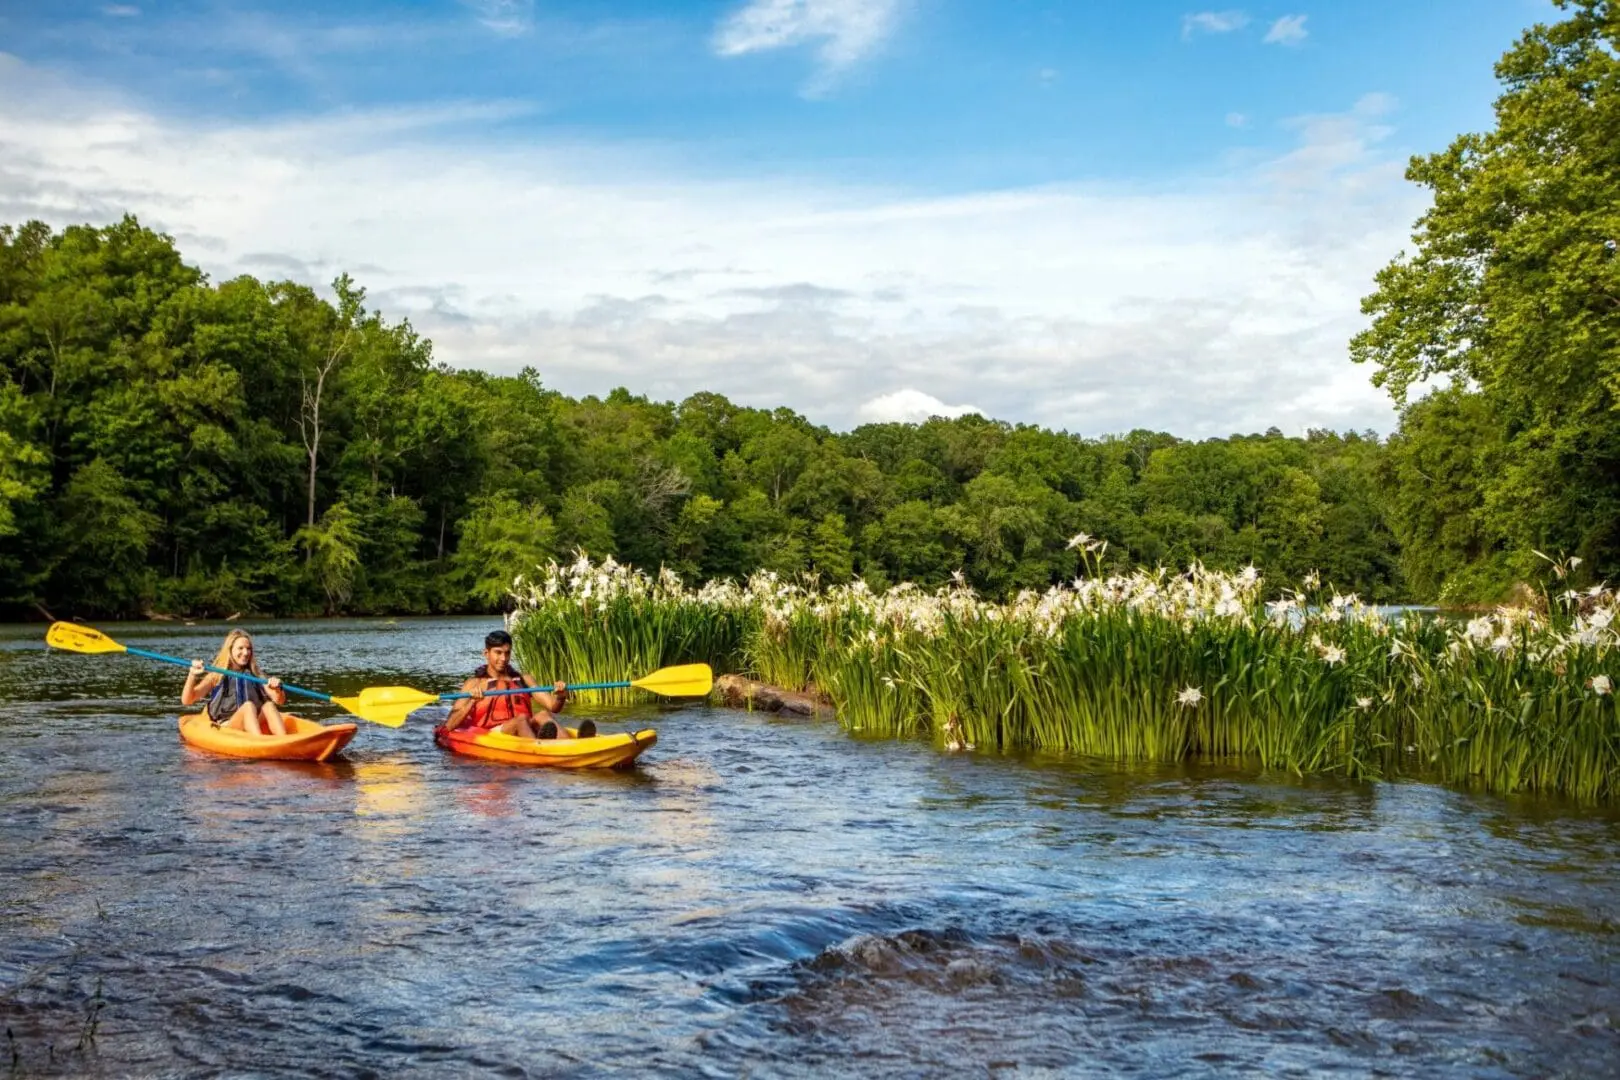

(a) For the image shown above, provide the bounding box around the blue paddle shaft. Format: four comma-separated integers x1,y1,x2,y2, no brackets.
443,679,632,701
124,645,332,703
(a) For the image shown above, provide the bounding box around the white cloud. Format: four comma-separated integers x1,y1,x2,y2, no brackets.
1226,111,1248,127
462,0,533,37
0,55,1414,438
714,0,905,93
859,389,983,424
1270,92,1397,188
1264,14,1309,46
1181,11,1250,39
101,4,141,16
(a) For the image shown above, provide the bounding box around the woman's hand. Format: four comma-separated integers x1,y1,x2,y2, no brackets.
182,660,205,705
267,676,282,691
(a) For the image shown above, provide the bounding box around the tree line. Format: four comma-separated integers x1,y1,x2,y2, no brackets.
0,215,1403,617
1,2,1614,618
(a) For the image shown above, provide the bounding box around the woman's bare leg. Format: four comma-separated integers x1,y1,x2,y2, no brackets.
261,701,287,736
232,702,263,735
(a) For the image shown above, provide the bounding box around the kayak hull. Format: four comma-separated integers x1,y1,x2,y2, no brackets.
434,725,655,769
179,713,358,763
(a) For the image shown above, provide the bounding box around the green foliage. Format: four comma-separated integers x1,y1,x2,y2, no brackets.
50,458,159,614
809,512,856,583
0,203,1548,618
0,382,46,538
1353,0,1620,601
294,502,362,614
452,494,558,608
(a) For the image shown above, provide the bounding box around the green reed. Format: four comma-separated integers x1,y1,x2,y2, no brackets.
505,554,1620,802
508,558,750,704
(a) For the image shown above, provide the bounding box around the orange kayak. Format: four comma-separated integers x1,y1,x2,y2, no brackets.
434,724,656,769
178,713,358,762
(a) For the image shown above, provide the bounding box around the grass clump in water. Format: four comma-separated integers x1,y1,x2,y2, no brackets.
507,550,1620,802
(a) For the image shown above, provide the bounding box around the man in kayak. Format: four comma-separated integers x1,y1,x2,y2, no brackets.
442,630,594,740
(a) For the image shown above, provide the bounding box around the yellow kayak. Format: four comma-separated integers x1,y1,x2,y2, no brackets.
434,724,656,769
178,713,358,763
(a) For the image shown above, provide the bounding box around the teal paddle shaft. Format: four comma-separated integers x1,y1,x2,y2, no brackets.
445,679,632,701
123,645,334,703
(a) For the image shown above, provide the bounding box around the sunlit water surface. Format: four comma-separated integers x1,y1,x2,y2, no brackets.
2,618,1618,1077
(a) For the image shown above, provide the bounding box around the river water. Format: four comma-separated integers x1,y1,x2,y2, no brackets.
2,617,1618,1078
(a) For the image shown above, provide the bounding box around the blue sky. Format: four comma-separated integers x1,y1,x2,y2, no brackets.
0,0,1558,434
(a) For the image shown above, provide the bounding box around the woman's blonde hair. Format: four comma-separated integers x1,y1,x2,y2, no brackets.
210,630,264,677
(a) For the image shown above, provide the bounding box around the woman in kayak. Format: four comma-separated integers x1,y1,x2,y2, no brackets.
443,629,593,739
181,630,288,736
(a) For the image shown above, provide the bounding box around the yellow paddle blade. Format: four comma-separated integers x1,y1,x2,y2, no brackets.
45,622,127,655
629,663,713,698
334,686,442,728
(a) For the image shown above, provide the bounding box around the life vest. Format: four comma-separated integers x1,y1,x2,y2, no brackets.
207,670,268,722
464,665,535,730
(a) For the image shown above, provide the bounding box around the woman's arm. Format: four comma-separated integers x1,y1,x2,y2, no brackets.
181,662,218,706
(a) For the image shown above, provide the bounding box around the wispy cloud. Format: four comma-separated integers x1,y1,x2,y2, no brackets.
185,10,447,88
1225,112,1248,127
1181,10,1250,40
1270,93,1396,189
714,0,906,94
0,57,1414,438
1264,14,1309,46
462,0,534,38
101,4,140,16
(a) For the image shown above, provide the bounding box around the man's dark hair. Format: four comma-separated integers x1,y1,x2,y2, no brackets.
484,629,514,649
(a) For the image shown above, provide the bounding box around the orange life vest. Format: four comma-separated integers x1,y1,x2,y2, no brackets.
464,668,534,730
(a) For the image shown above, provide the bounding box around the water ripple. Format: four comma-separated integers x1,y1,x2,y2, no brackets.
2,618,1619,1077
